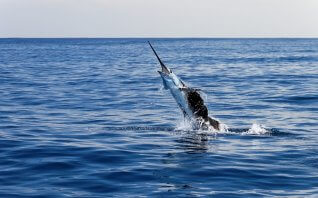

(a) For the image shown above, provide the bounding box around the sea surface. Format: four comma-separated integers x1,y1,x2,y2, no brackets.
0,38,317,197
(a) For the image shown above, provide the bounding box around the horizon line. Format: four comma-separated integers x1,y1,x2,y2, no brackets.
1,36,318,39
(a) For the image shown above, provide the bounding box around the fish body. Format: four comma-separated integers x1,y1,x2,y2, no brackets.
148,42,220,130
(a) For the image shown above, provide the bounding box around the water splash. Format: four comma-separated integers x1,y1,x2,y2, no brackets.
175,116,229,134
175,117,194,131
175,117,272,136
242,123,269,135
218,122,230,133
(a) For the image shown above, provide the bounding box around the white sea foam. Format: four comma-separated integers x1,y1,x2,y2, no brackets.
242,123,269,135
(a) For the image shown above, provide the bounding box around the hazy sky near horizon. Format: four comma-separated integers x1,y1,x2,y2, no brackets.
1,0,318,37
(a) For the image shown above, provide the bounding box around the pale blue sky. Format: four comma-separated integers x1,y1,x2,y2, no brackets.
1,0,317,38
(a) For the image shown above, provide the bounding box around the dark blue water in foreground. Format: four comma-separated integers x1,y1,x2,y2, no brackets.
0,38,318,197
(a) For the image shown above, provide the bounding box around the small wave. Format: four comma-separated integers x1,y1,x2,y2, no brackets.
287,96,318,102
222,55,318,64
263,95,318,105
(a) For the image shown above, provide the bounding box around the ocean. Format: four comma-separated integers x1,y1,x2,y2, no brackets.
0,38,317,197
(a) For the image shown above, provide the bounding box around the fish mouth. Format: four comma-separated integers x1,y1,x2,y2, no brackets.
159,64,171,75
157,65,170,76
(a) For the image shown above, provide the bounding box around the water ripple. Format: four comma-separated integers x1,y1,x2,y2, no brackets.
0,38,317,197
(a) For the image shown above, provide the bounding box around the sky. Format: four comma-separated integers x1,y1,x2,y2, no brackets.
1,0,318,38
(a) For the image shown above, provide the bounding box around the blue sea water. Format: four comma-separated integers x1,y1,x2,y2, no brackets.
0,38,317,197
